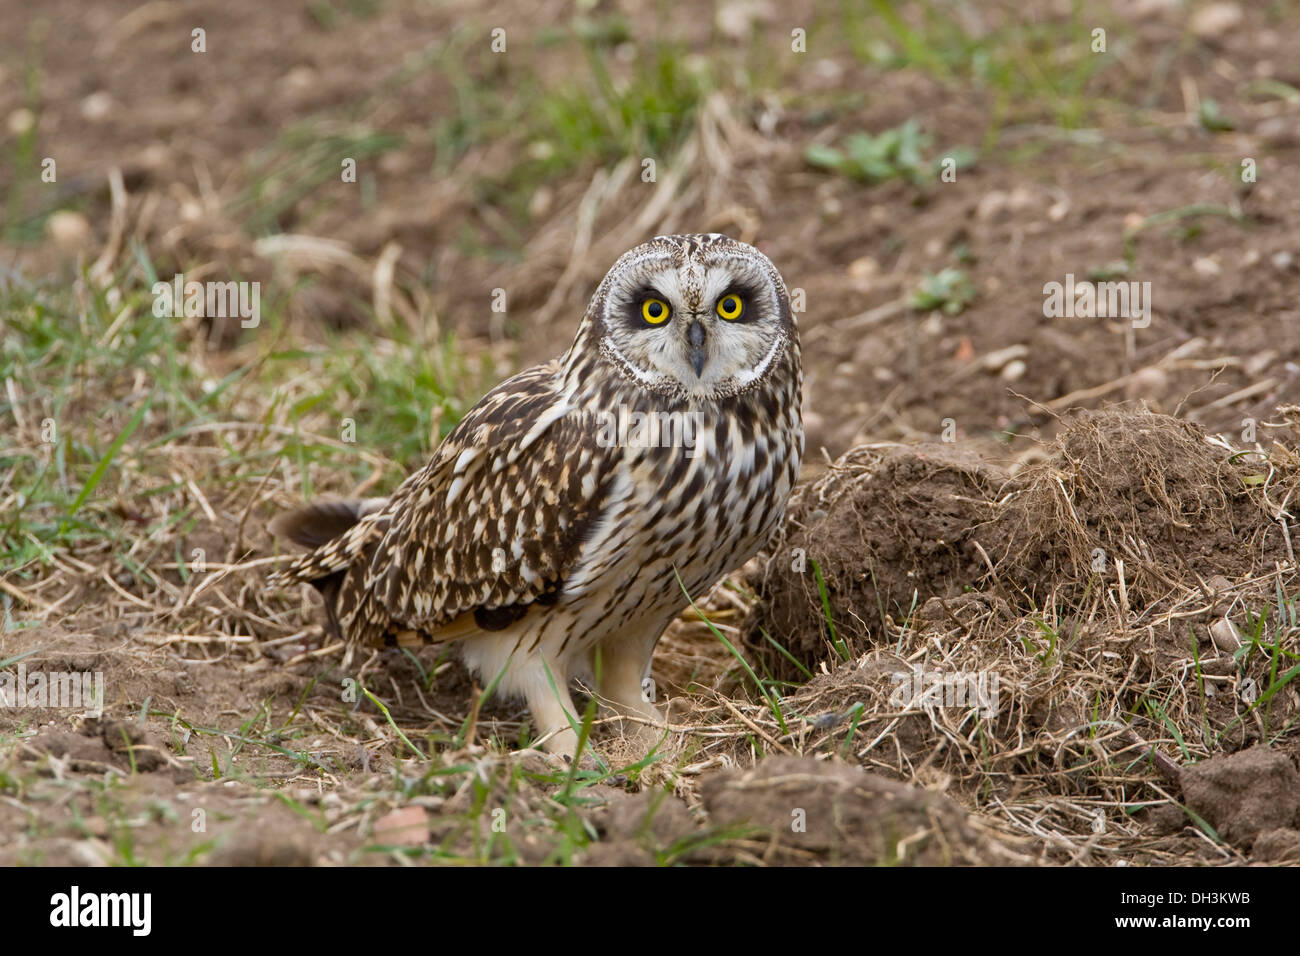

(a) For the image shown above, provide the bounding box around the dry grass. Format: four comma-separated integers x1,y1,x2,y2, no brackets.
729,409,1300,864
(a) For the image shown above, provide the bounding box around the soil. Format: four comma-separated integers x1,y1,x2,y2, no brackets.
3,0,1300,866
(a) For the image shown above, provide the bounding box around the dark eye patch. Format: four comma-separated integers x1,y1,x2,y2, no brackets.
623,285,671,328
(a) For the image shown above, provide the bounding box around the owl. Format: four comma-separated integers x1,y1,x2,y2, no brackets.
269,233,803,757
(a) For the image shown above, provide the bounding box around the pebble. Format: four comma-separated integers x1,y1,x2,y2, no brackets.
1192,256,1221,278
980,343,1029,371
1190,2,1243,38
847,256,880,283
79,91,112,122
7,107,35,136
281,65,316,93
373,806,429,846
46,211,92,248
1209,618,1241,653
1000,359,1027,382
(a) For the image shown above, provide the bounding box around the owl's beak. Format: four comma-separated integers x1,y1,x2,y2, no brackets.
687,320,707,377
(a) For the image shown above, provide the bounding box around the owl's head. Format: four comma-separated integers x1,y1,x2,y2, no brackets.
575,234,797,401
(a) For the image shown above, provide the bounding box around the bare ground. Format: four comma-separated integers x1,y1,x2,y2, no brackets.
2,0,1299,865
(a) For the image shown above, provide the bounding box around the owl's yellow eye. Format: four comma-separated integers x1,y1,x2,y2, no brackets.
716,294,743,320
641,298,670,325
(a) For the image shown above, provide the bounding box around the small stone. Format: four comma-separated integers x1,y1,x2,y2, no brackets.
1209,617,1241,652
1000,359,1027,382
373,806,429,846
79,91,112,122
847,256,880,283
980,344,1029,372
1271,250,1293,271
1192,256,1221,278
7,107,35,136
281,65,316,93
46,211,92,248
1190,2,1243,38
71,839,113,867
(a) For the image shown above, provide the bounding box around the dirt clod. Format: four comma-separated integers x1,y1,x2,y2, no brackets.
1179,747,1300,849
751,444,1006,680
699,755,1003,865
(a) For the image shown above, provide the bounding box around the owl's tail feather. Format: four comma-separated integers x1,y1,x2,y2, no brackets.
268,497,391,644
269,497,388,549
267,496,389,600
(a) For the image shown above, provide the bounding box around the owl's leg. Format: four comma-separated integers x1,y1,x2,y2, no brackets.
522,668,581,758
460,632,581,758
597,634,666,748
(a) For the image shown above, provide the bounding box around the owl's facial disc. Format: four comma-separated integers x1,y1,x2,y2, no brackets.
597,239,791,399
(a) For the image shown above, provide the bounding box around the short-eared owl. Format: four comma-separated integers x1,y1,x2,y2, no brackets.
269,234,802,756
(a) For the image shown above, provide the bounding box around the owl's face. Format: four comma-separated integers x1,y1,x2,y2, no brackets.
586,234,796,401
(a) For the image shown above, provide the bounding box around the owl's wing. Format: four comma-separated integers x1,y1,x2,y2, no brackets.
362,360,615,633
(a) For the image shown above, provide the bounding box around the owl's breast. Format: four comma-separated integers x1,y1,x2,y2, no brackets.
561,384,801,628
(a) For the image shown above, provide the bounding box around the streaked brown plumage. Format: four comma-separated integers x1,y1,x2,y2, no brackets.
270,233,802,756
